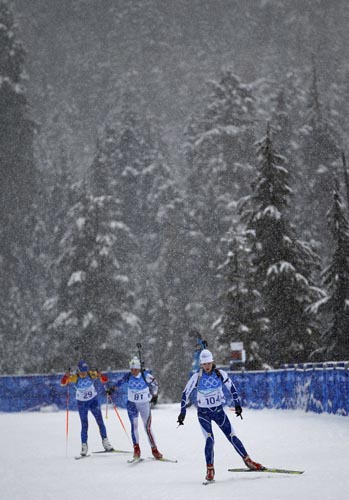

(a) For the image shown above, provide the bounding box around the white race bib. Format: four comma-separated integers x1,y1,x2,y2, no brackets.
76,385,97,401
128,387,150,403
197,388,223,408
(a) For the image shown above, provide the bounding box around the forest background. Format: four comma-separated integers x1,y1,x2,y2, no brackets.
1,0,349,400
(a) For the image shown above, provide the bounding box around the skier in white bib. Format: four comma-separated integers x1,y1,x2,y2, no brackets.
108,356,162,460
177,349,264,482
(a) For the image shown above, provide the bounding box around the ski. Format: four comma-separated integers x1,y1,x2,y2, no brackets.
92,449,132,454
148,457,178,463
127,457,144,464
202,480,215,486
228,467,304,475
75,454,91,460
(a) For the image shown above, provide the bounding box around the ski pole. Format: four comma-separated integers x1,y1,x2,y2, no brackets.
105,393,109,419
65,385,70,456
137,341,158,396
108,395,133,446
136,342,144,371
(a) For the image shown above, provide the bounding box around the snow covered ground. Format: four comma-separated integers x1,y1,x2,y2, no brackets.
1,403,348,500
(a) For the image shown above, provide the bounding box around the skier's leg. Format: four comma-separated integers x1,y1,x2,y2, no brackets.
198,408,215,465
77,400,89,444
213,405,264,469
213,406,248,457
90,397,107,439
138,402,156,448
127,401,140,445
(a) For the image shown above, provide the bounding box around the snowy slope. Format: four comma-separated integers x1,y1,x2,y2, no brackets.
1,404,348,500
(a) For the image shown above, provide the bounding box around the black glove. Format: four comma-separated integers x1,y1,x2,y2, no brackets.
150,395,158,405
235,404,243,418
105,386,115,396
177,413,185,425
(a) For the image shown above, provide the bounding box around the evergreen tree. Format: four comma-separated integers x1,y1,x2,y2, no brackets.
102,96,171,262
0,2,38,373
0,284,34,372
268,71,306,156
48,180,139,370
186,68,257,203
184,70,258,335
215,230,266,369
20,144,80,374
87,108,178,374
0,2,36,272
297,62,341,252
311,179,349,360
239,125,322,366
147,190,197,399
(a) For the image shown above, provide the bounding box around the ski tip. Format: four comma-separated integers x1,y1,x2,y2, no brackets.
127,458,144,464
261,467,305,474
228,467,304,474
202,480,215,485
148,457,178,463
75,454,91,460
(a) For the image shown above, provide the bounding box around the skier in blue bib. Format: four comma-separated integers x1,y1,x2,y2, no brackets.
60,360,114,456
177,349,264,482
110,356,163,460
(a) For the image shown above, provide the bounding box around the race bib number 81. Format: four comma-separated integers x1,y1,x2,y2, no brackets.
129,388,149,402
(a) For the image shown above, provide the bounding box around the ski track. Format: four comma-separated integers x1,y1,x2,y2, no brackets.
1,404,348,500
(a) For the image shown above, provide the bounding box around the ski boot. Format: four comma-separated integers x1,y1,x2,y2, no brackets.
80,443,88,456
206,464,215,481
133,443,141,459
102,437,113,452
243,455,265,470
151,447,163,460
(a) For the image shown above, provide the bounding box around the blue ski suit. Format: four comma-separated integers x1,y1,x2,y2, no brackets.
180,367,248,465
61,370,108,444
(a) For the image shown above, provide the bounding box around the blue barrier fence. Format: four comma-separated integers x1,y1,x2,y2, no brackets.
0,371,129,413
0,366,348,415
224,367,349,416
